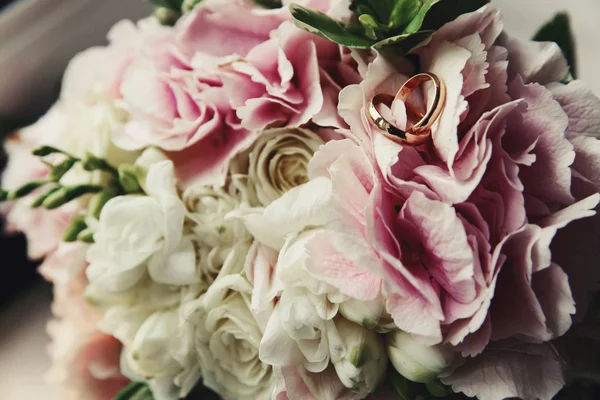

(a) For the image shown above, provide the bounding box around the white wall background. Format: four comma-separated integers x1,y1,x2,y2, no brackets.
0,1,598,399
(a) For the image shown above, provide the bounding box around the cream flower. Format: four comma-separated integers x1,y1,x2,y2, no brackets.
86,157,198,291
387,330,456,384
89,276,192,400
182,182,250,288
329,318,387,394
246,127,324,206
181,264,273,400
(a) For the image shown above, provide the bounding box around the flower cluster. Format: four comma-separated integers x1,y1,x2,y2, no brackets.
2,1,600,400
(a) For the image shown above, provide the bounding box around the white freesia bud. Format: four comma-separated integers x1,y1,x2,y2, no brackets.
339,295,389,331
330,318,387,394
387,330,456,383
247,127,324,206
125,309,182,379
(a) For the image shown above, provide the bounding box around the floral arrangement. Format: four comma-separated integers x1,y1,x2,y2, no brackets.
2,0,600,399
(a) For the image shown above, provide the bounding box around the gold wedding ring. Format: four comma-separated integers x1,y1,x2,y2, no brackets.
366,73,446,146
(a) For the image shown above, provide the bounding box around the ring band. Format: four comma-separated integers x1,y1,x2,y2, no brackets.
366,73,446,146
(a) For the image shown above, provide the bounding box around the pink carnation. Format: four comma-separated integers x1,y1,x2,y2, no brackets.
221,21,359,131
113,0,287,187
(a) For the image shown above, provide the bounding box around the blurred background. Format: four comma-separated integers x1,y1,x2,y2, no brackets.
0,0,598,399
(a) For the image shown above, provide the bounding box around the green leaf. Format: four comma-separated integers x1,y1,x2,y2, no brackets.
0,189,8,201
419,0,490,32
252,0,283,8
290,4,375,48
351,0,397,24
359,14,389,40
532,12,577,78
390,0,423,30
290,5,373,47
403,0,439,34
388,371,420,400
425,379,452,397
184,383,222,399
373,30,433,53
115,382,154,400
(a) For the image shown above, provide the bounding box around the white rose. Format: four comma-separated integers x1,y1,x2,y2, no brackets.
387,330,456,383
183,183,249,287
86,158,198,291
246,127,324,206
261,288,336,373
182,272,273,400
328,318,387,394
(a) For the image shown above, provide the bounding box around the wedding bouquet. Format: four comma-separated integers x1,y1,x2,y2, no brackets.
2,0,600,399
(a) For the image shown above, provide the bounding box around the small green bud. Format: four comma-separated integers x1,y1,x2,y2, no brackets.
154,6,181,26
87,188,117,219
181,0,203,13
77,228,95,243
32,145,73,158
82,153,118,175
118,164,143,194
7,180,48,200
0,189,8,201
31,187,61,208
43,185,103,209
62,215,87,242
49,158,78,182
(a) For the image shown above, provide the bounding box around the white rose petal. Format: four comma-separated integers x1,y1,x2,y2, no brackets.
246,127,324,206
182,272,273,400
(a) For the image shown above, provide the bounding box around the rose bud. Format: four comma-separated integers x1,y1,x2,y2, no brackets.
386,330,456,383
330,318,387,394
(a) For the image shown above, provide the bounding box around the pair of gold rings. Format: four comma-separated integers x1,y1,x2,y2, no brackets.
366,73,446,146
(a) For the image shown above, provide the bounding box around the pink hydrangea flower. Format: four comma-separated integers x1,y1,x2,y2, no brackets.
310,5,600,400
